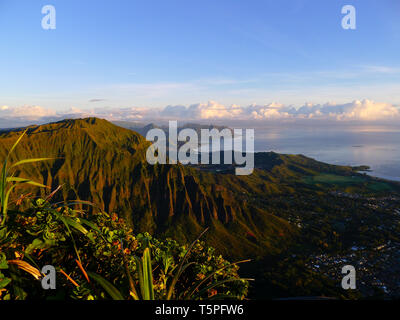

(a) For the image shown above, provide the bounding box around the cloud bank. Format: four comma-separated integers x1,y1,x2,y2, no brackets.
1,100,399,127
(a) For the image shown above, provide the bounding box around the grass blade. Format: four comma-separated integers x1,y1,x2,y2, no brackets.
7,260,42,280
166,228,209,300
61,216,88,235
10,158,54,169
6,177,48,188
7,130,27,156
88,271,124,300
143,248,154,300
75,259,90,283
60,269,79,287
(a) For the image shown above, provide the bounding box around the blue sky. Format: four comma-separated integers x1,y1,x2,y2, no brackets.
1,0,400,113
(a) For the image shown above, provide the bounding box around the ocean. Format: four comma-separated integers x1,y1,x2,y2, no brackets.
253,125,400,182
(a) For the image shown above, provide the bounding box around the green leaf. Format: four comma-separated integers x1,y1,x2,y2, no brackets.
6,177,47,188
25,238,46,255
0,253,8,269
142,248,154,300
10,158,54,169
61,216,88,235
8,129,27,156
0,277,12,289
0,227,9,242
78,218,102,234
3,184,17,216
87,272,124,300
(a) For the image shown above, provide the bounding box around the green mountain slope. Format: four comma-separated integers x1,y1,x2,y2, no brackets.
0,118,296,258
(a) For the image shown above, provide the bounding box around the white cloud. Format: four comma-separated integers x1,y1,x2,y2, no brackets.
330,100,400,121
1,99,399,128
0,105,56,119
157,99,400,122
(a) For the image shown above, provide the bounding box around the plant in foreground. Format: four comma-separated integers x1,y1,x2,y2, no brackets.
0,129,52,227
89,228,252,300
0,131,251,300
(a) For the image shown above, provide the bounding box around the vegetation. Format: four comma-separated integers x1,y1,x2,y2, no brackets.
0,130,249,300
2,118,400,299
0,129,51,227
302,174,392,192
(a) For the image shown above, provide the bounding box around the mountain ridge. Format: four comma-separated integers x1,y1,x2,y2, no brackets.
0,118,297,258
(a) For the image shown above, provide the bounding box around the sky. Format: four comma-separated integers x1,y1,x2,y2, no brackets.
1,0,400,126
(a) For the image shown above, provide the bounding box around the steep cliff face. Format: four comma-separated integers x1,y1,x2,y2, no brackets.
0,118,295,258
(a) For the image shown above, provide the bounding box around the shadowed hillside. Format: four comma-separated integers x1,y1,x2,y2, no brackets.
0,118,296,258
